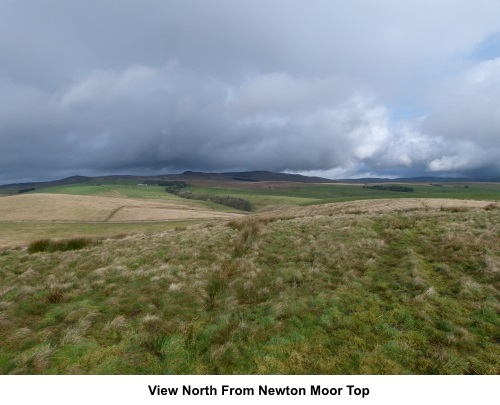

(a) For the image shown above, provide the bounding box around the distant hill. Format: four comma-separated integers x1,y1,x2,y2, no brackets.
174,170,340,183
0,175,92,191
343,176,500,183
0,171,338,192
2,171,499,193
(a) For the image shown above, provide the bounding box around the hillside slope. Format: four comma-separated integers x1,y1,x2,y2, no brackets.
0,199,498,374
0,194,242,223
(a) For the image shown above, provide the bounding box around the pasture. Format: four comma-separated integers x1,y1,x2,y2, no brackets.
0,192,242,249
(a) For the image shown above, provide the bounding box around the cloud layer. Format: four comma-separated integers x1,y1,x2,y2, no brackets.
1,1,500,183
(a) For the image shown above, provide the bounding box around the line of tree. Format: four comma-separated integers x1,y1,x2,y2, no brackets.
140,180,189,187
165,182,252,211
18,188,36,194
363,184,414,192
162,180,189,189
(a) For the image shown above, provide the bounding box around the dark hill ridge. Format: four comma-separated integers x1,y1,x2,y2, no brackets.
175,170,340,183
2,171,499,191
0,171,338,190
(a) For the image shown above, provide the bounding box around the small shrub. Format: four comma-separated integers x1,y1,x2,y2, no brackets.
27,239,52,253
28,237,96,253
64,238,92,250
226,220,244,230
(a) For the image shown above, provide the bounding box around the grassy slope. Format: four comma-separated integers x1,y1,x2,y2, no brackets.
33,184,243,213
0,201,498,374
188,183,500,211
0,221,202,250
0,184,244,248
13,181,500,207
33,184,181,200
2,180,498,251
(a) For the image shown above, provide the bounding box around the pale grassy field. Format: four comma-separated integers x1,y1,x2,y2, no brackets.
0,193,244,249
0,194,243,222
254,198,498,219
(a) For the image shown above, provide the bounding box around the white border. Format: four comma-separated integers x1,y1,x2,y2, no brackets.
1,375,497,405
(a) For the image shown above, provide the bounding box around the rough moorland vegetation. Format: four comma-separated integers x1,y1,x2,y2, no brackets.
0,199,498,374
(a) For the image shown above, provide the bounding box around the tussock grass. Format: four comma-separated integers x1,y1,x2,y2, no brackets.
232,217,265,257
484,203,499,211
27,237,96,253
0,199,498,374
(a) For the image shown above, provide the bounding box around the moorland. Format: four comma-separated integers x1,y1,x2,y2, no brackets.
0,173,498,373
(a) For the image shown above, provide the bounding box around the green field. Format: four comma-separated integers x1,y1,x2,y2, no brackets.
7,180,500,213
1,180,499,248
30,184,243,213
187,183,500,211
33,184,182,200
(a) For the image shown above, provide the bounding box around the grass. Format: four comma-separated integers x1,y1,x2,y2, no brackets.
33,184,182,200
187,183,500,211
8,180,498,213
0,221,205,250
30,184,246,213
0,200,498,374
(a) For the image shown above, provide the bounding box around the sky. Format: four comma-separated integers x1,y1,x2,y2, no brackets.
1,0,500,184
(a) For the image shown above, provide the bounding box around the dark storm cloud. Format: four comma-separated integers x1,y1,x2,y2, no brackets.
1,0,500,183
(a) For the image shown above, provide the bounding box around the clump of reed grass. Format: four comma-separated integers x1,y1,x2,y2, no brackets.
232,217,264,256
483,203,499,211
28,237,97,253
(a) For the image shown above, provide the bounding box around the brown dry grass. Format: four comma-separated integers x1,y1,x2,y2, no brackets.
253,198,496,221
0,194,243,223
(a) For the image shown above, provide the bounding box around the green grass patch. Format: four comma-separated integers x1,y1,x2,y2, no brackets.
34,184,182,200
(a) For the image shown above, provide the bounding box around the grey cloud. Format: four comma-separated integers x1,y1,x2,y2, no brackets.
420,58,500,176
1,1,500,183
